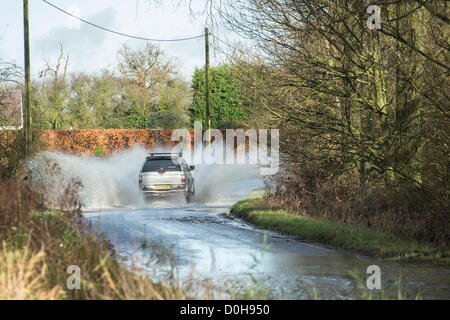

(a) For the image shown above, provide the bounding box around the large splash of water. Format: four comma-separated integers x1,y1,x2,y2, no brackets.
28,145,148,209
27,144,263,210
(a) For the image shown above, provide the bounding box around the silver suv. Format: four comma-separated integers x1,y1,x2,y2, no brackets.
138,152,195,202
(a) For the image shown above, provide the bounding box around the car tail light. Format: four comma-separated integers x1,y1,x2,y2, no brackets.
181,178,186,182
139,176,142,184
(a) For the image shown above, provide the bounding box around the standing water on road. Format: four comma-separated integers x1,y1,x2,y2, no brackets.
28,146,450,299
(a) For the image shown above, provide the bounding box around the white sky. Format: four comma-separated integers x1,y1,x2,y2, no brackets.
0,0,236,80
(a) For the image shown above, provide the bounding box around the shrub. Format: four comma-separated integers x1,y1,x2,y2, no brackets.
93,146,103,157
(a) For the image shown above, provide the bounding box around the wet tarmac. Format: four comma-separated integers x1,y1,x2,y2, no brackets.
84,175,450,300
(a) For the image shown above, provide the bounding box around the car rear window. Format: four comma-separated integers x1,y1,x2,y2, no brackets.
142,159,181,172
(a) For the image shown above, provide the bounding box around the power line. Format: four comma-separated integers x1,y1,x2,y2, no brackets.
41,0,204,42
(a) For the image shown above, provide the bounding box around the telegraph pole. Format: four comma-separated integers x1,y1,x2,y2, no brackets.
23,0,32,157
204,27,211,145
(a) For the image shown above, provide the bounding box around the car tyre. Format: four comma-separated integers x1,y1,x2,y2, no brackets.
186,184,195,203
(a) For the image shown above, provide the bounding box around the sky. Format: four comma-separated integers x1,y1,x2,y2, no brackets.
0,0,235,80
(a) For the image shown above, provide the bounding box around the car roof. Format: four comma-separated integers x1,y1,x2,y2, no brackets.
146,156,181,161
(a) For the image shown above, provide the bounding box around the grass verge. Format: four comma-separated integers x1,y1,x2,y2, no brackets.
231,198,449,266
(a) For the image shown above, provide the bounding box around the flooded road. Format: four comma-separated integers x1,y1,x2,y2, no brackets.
30,147,449,299
84,173,450,300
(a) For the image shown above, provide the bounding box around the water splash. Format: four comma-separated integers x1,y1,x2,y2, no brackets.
27,144,263,210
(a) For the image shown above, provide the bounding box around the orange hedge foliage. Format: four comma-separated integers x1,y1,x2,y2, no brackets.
39,129,195,155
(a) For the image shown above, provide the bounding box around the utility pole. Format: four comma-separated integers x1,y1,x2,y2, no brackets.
204,27,211,145
23,0,32,157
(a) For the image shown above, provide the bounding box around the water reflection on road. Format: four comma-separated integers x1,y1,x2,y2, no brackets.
84,176,450,300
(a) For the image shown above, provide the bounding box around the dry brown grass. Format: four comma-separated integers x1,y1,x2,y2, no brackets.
0,245,61,299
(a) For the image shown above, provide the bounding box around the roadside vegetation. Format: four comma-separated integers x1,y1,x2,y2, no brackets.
211,1,449,253
232,198,449,266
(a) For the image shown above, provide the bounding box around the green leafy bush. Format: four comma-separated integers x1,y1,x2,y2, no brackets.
93,145,103,157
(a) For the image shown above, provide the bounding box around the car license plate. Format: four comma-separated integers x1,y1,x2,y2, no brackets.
154,185,170,190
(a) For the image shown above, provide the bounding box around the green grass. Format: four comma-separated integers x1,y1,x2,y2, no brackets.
231,198,449,266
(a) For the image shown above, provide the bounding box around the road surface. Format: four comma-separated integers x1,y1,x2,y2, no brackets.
84,170,450,300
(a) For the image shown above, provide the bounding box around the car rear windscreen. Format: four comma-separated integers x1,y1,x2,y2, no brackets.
142,159,181,172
